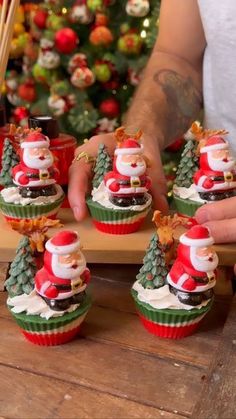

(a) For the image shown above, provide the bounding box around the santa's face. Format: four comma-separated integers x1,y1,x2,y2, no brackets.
23,147,53,170
116,153,146,177
208,149,235,172
51,250,86,279
190,246,218,272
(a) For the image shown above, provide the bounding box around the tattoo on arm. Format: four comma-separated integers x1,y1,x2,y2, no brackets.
153,69,202,143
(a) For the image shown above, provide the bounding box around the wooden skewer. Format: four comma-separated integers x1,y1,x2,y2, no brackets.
0,0,9,43
0,0,20,97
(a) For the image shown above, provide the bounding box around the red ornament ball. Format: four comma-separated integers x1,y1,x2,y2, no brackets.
55,28,79,54
33,9,48,29
12,107,29,125
99,98,120,118
18,81,36,103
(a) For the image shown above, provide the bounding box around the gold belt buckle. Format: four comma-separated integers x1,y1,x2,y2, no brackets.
224,172,233,182
40,172,49,180
71,278,82,292
207,272,215,283
131,178,141,187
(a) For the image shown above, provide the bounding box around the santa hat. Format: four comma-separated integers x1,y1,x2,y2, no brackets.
46,230,80,255
115,138,144,156
201,136,228,154
21,132,50,149
180,225,214,247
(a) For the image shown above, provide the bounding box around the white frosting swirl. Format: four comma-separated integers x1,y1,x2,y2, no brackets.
1,184,63,206
7,290,80,320
173,184,206,203
132,280,210,310
92,181,152,211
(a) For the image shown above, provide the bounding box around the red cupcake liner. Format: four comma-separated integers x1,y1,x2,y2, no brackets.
139,314,202,339
93,217,146,235
22,325,81,346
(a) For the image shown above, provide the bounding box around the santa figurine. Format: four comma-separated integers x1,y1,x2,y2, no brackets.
35,230,91,311
104,130,151,207
167,225,219,306
12,130,59,198
194,136,236,201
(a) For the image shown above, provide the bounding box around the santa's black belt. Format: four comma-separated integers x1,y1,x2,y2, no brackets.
118,180,145,186
191,276,209,284
213,176,236,181
53,283,71,291
26,173,40,179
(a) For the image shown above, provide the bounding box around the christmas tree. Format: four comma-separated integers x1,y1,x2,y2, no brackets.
174,139,199,188
0,138,19,187
136,233,168,289
92,143,112,188
5,236,37,297
5,0,160,141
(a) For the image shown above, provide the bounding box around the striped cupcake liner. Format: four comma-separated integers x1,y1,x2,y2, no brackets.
173,194,203,218
9,294,91,346
131,288,212,339
87,198,151,235
0,193,64,221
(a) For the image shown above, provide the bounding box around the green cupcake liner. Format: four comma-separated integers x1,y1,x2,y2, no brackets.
0,193,65,220
86,197,151,223
9,293,91,333
131,288,212,326
173,194,203,218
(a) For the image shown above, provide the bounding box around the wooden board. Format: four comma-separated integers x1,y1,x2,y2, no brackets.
0,209,236,265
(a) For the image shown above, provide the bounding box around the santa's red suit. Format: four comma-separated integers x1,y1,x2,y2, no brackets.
194,136,236,193
104,138,151,196
167,225,218,293
35,231,90,301
12,131,59,187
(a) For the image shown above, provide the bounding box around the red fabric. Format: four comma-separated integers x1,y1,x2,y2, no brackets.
12,162,59,186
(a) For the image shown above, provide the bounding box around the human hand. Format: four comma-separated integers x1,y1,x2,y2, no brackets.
195,196,236,244
68,132,168,221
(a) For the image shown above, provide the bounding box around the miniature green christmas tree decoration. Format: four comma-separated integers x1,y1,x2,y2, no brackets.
174,139,199,188
136,233,168,289
0,138,19,187
92,143,112,189
5,236,37,297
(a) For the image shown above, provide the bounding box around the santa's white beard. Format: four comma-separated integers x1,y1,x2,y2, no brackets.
190,247,219,272
208,154,235,172
51,253,86,279
116,155,146,177
23,149,53,170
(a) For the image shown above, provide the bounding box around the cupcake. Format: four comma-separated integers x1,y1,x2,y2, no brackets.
173,122,236,218
6,230,92,346
131,224,219,339
87,127,152,234
0,130,64,222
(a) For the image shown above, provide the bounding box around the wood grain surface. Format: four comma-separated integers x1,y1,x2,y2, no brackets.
0,267,233,418
0,209,236,265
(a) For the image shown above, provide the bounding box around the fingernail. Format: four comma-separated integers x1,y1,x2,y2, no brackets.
73,206,82,220
195,209,209,224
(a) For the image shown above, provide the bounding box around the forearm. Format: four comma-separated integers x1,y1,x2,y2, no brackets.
125,49,203,150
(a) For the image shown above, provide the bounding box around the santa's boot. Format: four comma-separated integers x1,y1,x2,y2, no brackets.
19,184,58,199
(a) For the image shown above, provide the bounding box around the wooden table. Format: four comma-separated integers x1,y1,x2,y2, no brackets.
1,262,236,418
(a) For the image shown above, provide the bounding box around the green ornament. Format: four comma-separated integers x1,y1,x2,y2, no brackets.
87,0,103,12
136,233,168,289
32,63,51,84
92,143,112,188
93,63,111,83
118,34,143,55
51,80,71,96
5,236,37,298
0,138,19,187
46,14,66,31
68,106,99,134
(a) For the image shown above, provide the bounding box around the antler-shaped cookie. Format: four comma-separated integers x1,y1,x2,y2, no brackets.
152,210,187,264
8,217,63,252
